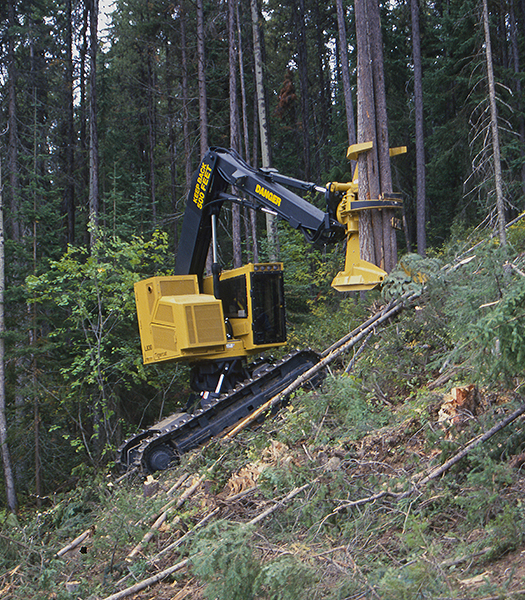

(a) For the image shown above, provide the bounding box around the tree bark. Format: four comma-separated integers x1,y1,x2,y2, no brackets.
355,0,397,272
482,0,506,245
147,52,157,224
180,0,192,188
80,3,89,241
509,0,525,196
89,0,99,246
335,0,357,146
196,0,209,158
411,0,427,256
356,0,379,266
229,0,242,268
64,0,75,245
7,0,21,243
295,0,311,179
236,0,258,262
166,40,178,256
251,0,277,260
0,161,18,514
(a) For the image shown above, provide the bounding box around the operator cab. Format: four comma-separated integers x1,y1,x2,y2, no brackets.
211,263,287,348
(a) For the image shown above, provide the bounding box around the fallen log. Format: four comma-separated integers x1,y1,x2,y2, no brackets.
100,558,190,600
56,526,94,558
247,482,311,526
223,295,418,441
150,507,220,561
107,480,312,598
127,515,181,561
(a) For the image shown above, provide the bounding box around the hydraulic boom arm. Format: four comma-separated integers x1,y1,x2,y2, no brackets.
175,147,345,278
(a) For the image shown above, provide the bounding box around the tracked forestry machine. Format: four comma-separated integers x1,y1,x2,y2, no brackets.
117,145,404,473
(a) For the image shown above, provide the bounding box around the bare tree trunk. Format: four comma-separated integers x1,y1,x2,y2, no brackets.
147,53,157,224
335,0,357,146
368,0,396,271
229,0,242,268
65,0,75,245
509,0,525,196
295,0,311,179
180,0,192,188
7,0,20,243
411,0,426,256
0,161,18,514
89,0,99,246
80,3,89,243
166,40,178,256
356,0,379,266
251,0,277,260
482,0,506,245
313,1,329,178
196,0,209,158
236,1,258,262
237,1,250,162
355,0,397,272
30,41,41,504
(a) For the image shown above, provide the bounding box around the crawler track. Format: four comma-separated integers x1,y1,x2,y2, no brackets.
117,349,321,473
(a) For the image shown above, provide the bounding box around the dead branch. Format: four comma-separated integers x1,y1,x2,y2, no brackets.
127,473,206,561
109,481,311,598
127,515,181,561
167,472,190,496
506,261,525,278
416,400,525,487
247,482,310,526
150,507,220,562
100,558,190,600
56,526,95,558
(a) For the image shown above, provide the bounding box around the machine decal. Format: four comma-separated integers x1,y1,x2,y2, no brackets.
193,161,213,209
255,184,282,207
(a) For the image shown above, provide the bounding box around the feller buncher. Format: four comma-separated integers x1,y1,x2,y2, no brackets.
117,145,404,472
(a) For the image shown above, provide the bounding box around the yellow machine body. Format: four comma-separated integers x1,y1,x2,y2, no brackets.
329,142,406,292
134,263,286,365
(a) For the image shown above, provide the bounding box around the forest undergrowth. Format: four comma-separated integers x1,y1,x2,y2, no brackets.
3,229,525,599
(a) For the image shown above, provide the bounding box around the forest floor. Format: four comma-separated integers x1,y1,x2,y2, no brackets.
4,376,525,600
3,267,525,599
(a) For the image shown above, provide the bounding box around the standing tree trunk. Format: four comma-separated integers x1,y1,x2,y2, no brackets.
411,0,426,256
7,0,21,243
196,0,209,158
79,3,89,241
295,0,311,179
335,0,357,147
65,0,76,245
147,52,157,225
251,0,277,260
236,1,258,263
509,0,525,195
180,0,192,189
196,0,212,273
166,40,178,256
229,0,242,268
313,1,329,178
0,161,18,514
88,0,99,247
482,0,506,245
355,0,397,272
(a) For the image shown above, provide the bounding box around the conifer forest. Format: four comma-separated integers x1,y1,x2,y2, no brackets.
3,0,525,597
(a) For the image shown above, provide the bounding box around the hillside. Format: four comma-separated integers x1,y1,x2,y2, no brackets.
3,238,525,599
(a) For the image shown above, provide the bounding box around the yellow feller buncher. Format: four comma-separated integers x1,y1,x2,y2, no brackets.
118,144,405,472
